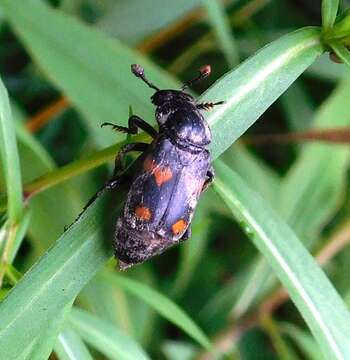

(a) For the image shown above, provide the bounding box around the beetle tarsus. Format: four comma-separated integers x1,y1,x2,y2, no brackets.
196,101,224,110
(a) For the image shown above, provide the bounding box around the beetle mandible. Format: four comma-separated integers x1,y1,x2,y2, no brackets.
80,64,223,270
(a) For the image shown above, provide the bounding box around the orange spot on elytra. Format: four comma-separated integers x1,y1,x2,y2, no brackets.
135,206,151,221
154,167,172,186
143,156,172,186
172,219,187,235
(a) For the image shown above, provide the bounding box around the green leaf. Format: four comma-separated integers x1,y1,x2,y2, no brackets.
321,0,339,30
0,0,179,148
98,0,205,45
162,340,199,360
0,76,23,224
201,27,324,159
280,81,314,131
68,307,150,360
329,41,350,67
330,10,350,39
6,207,31,264
281,323,324,360
104,272,213,351
203,0,239,67
28,303,73,360
0,194,111,360
55,328,93,360
307,54,348,82
213,160,350,360
232,76,350,317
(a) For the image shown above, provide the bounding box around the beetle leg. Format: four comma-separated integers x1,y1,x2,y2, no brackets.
102,115,158,139
202,166,215,192
65,175,130,231
196,101,224,110
179,226,192,242
114,142,149,176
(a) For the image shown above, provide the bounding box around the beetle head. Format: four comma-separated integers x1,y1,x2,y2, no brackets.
150,89,194,106
131,63,211,107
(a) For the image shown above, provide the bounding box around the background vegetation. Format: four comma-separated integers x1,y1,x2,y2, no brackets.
1,0,350,359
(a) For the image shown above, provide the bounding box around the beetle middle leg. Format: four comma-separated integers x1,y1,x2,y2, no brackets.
113,142,149,176
102,115,158,139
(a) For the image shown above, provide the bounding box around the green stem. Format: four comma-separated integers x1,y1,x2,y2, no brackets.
0,133,149,213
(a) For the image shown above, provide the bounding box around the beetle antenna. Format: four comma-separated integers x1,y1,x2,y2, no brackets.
181,65,211,90
131,64,160,91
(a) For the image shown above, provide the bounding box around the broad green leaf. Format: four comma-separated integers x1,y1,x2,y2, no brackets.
0,194,110,359
213,160,350,360
203,0,239,67
98,0,206,44
104,272,213,351
329,41,350,67
0,0,179,148
322,0,339,29
55,328,93,360
202,27,324,159
0,76,23,224
28,303,73,360
68,307,150,360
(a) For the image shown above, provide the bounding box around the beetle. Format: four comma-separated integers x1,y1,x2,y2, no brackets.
77,64,223,270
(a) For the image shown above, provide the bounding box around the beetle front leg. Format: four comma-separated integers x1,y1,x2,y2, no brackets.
102,115,158,139
202,166,215,192
113,142,149,176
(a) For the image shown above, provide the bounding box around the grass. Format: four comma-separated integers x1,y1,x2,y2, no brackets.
0,0,350,359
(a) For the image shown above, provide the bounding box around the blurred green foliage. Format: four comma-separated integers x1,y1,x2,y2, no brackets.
1,0,350,359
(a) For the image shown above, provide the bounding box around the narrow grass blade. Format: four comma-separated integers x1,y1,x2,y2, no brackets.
55,328,93,360
281,323,324,360
104,272,213,351
322,0,339,30
200,27,324,159
68,307,150,360
213,160,350,360
0,76,23,224
0,194,111,359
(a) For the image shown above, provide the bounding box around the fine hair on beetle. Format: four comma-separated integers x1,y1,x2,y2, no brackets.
70,64,223,270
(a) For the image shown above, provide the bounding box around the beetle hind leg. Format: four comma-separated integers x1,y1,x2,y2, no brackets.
179,226,192,242
64,174,130,232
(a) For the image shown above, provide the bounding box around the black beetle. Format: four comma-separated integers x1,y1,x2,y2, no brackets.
78,64,223,270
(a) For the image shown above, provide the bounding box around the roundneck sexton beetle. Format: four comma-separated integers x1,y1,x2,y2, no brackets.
81,64,223,270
